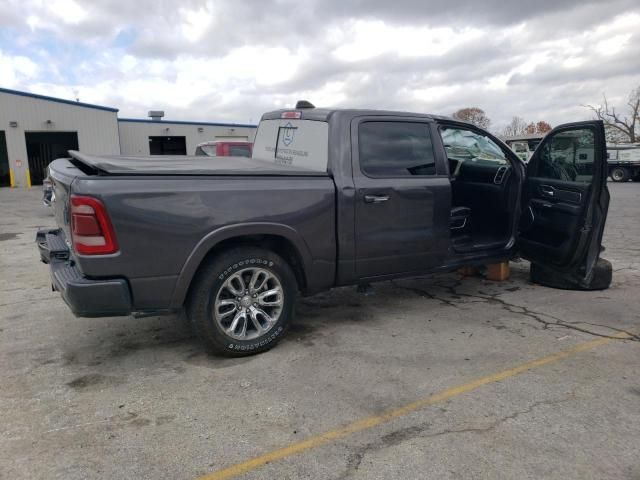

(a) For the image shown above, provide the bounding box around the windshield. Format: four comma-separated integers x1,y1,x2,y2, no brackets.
441,127,508,165
195,145,217,156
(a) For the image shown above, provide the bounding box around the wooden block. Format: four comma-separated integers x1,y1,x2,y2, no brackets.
486,261,510,281
458,266,478,277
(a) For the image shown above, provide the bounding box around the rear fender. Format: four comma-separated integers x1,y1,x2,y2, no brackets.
169,222,313,308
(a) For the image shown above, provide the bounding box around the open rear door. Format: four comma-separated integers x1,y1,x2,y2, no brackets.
518,120,610,289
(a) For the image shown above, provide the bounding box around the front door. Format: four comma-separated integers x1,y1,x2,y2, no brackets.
352,118,451,278
519,120,609,285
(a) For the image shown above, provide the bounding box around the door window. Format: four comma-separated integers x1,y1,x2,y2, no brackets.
536,128,594,182
358,122,436,177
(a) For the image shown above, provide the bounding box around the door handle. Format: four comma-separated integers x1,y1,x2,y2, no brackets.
540,185,555,197
363,194,390,204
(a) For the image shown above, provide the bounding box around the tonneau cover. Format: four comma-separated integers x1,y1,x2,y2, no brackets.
68,151,328,176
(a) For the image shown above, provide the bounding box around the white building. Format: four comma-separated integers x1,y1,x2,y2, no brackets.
0,87,120,187
118,118,256,156
0,87,257,188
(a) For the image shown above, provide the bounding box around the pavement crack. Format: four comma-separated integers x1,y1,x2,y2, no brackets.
430,280,639,342
425,395,575,439
337,395,574,479
391,281,462,309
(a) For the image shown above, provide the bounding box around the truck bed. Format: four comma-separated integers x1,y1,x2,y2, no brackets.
46,154,337,314
68,151,328,177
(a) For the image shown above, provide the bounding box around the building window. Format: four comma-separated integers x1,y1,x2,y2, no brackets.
149,136,187,155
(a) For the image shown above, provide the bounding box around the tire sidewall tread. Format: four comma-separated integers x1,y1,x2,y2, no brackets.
187,247,296,356
610,167,630,182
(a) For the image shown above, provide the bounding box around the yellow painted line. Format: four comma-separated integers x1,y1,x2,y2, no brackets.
198,332,630,480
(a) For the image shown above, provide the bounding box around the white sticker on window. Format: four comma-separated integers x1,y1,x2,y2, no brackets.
252,119,329,172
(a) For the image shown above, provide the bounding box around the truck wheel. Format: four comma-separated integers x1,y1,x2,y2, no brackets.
610,167,630,182
530,258,612,291
187,247,297,356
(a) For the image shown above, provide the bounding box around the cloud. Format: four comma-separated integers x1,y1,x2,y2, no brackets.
0,0,639,130
0,50,39,87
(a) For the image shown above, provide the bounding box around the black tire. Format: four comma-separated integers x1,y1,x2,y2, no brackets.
530,258,612,291
610,167,630,182
187,247,297,356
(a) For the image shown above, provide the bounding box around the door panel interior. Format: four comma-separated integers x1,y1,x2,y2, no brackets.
520,122,608,274
520,177,591,262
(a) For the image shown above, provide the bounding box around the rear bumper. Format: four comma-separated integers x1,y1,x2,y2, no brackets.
36,229,132,317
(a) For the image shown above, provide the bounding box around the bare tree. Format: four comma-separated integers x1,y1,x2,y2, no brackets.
502,116,529,137
452,107,491,129
502,117,552,137
584,85,639,143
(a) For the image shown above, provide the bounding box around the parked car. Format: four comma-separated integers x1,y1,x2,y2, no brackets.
195,140,253,158
36,102,611,356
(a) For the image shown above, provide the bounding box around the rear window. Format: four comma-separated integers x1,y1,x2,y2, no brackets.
252,119,329,172
229,145,252,157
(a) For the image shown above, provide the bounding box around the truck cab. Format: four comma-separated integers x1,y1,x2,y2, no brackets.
255,107,609,291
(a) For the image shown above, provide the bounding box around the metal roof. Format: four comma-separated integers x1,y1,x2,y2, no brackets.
118,118,257,128
0,87,119,112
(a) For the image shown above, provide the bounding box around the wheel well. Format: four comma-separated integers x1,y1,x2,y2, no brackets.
190,234,307,295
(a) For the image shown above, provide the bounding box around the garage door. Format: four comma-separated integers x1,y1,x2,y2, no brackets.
25,131,79,186
149,136,187,155
0,131,9,187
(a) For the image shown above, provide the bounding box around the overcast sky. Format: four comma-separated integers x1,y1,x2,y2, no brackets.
1,0,639,130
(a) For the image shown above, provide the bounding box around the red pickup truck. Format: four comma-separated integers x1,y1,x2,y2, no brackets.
195,141,253,157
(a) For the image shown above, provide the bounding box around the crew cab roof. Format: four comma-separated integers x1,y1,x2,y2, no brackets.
261,107,453,123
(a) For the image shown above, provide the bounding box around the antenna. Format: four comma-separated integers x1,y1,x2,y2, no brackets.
295,100,315,109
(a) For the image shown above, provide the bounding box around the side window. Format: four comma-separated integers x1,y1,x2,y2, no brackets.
229,145,252,157
358,122,436,177
536,128,594,183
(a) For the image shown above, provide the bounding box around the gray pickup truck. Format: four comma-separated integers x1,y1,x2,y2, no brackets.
37,102,611,355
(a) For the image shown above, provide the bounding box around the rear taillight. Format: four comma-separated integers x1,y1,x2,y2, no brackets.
70,195,119,255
